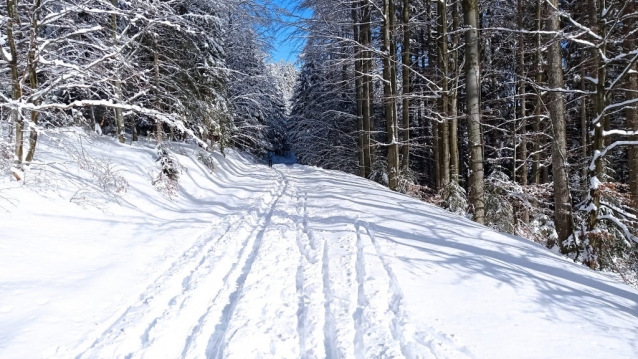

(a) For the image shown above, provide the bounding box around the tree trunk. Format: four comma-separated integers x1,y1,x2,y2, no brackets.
532,0,543,184
111,0,125,144
353,3,365,177
517,0,528,224
362,3,373,178
546,0,574,249
154,42,163,144
516,0,527,187
427,0,441,189
25,72,40,162
439,0,450,188
25,0,43,163
401,0,411,173
462,0,485,224
580,50,588,189
384,0,400,190
587,0,606,235
628,2,638,209
449,0,460,183
5,0,23,165
433,119,440,189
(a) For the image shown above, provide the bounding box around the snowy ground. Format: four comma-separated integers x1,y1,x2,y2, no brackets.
1,132,638,359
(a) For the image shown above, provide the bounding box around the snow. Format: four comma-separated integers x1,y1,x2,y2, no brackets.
1,46,11,62
583,76,598,85
590,175,601,190
1,132,638,359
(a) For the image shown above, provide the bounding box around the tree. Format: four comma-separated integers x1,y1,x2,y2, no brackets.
462,0,485,224
628,2,638,208
545,0,574,249
401,0,411,174
383,0,400,191
438,0,450,188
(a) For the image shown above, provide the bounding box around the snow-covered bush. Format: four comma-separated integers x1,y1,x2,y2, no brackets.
67,135,129,206
570,183,638,273
69,157,129,209
485,171,516,233
405,183,439,204
397,169,418,194
156,144,185,181
482,171,559,243
196,151,217,174
369,159,389,186
441,180,468,217
531,214,558,245
0,140,12,175
153,143,186,199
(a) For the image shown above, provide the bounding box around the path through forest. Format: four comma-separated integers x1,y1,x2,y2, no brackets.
2,137,637,359
75,164,472,359
73,162,638,359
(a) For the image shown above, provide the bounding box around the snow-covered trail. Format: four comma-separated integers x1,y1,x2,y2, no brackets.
2,137,638,359
71,164,638,359
72,165,470,359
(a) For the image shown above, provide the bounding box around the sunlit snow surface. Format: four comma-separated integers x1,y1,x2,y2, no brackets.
1,133,637,359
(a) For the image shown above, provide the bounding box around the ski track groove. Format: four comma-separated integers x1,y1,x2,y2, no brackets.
353,228,366,359
361,223,475,359
205,169,292,359
354,224,406,359
214,171,302,359
180,215,269,359
294,175,326,359
322,239,337,359
75,212,245,359
322,224,359,359
296,257,307,359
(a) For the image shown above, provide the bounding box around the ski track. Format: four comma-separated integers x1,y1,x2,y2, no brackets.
295,185,326,359
207,171,299,359
71,165,473,359
360,223,474,359
74,169,286,359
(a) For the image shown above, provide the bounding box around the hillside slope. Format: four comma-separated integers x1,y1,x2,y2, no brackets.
1,133,637,359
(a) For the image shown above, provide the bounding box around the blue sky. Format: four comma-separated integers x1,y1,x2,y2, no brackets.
269,0,311,63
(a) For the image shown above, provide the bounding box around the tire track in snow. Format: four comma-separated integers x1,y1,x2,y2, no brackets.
142,175,287,358
178,177,287,359
295,187,309,357
181,172,287,359
74,163,475,359
212,171,301,359
354,232,365,359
